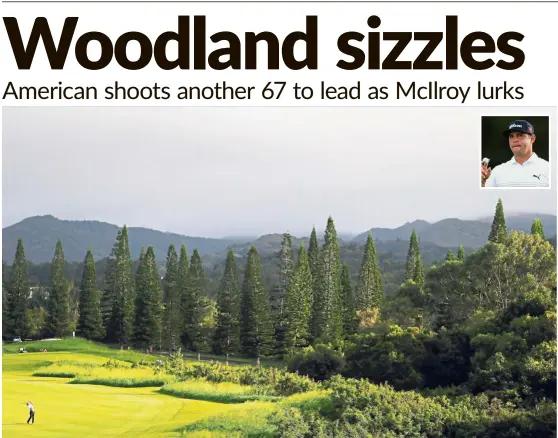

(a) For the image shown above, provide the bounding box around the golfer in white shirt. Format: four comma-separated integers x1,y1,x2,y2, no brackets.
482,120,550,188
25,401,35,424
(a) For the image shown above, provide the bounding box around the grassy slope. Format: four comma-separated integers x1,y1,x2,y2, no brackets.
1,339,277,437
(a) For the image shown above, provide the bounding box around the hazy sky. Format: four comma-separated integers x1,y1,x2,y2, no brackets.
2,106,556,238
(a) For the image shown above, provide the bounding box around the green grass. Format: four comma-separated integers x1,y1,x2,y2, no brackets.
2,337,328,437
3,338,161,364
32,361,175,387
160,379,281,404
180,401,279,437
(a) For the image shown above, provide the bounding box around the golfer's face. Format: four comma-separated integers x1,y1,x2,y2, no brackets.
509,131,533,155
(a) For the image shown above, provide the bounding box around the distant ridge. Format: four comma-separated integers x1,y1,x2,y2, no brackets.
3,213,556,264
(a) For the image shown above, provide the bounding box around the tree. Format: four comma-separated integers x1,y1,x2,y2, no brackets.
531,218,545,240
107,226,135,347
457,245,465,261
272,232,294,354
77,248,104,340
213,250,241,358
183,249,207,352
405,229,424,287
355,232,383,311
488,198,507,243
240,245,275,358
405,229,420,280
283,243,313,351
101,229,121,339
46,239,71,337
307,226,320,280
162,245,181,351
312,216,343,342
446,250,456,261
2,261,8,337
132,246,162,349
341,262,358,336
178,244,190,346
4,239,31,339
413,253,425,288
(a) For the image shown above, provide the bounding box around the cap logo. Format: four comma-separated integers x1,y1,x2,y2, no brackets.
509,123,523,129
528,126,533,132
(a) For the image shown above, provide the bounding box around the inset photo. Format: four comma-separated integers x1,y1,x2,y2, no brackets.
481,116,550,189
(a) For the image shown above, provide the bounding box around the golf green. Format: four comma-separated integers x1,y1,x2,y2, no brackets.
2,352,238,437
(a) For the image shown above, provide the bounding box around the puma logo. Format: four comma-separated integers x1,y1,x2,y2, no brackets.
533,174,541,180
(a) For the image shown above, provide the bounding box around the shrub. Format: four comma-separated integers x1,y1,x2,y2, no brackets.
287,345,345,382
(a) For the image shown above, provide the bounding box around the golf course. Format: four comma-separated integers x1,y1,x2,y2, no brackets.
2,339,288,437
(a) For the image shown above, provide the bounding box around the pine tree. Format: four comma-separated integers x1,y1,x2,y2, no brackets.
307,226,320,339
307,227,319,280
109,226,135,347
531,218,545,239
272,232,294,354
2,261,8,337
132,248,147,346
413,254,425,288
77,248,104,340
46,239,71,337
162,245,181,351
404,229,425,287
340,262,358,336
240,245,275,358
178,244,190,347
355,232,383,311
283,244,313,351
446,250,456,261
457,245,465,261
213,250,241,358
101,229,122,339
405,229,420,281
133,246,162,349
135,247,146,288
183,249,207,352
488,198,507,243
4,239,31,339
312,217,343,342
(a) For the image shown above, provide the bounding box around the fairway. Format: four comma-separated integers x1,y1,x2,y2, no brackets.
2,352,238,437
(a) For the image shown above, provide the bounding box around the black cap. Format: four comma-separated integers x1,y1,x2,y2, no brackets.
503,120,534,137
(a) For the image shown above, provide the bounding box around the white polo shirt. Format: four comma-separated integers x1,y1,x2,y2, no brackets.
485,153,550,188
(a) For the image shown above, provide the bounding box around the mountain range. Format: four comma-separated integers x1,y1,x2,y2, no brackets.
2,213,556,264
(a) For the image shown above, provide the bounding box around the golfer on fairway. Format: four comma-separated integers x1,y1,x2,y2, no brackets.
25,400,35,424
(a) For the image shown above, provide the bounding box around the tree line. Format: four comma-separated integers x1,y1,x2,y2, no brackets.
1,198,550,360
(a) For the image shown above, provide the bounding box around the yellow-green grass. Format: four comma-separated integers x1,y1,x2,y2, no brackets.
178,392,332,436
2,352,269,437
32,362,175,387
160,379,281,404
180,401,278,437
3,338,162,364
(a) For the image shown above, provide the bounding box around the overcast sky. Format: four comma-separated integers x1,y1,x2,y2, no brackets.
2,106,556,238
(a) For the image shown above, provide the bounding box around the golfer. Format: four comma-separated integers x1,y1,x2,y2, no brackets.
25,401,35,424
482,120,549,188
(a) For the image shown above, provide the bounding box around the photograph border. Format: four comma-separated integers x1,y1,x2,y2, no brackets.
479,111,553,191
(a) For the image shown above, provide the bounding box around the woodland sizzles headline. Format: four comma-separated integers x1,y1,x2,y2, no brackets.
3,15,524,71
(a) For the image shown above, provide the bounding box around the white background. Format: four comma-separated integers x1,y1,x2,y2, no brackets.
0,1,557,106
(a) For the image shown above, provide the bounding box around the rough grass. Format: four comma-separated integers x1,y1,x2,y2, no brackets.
32,361,175,387
160,379,281,404
180,401,279,437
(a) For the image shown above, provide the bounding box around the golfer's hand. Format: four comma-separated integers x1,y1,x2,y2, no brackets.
481,163,491,186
